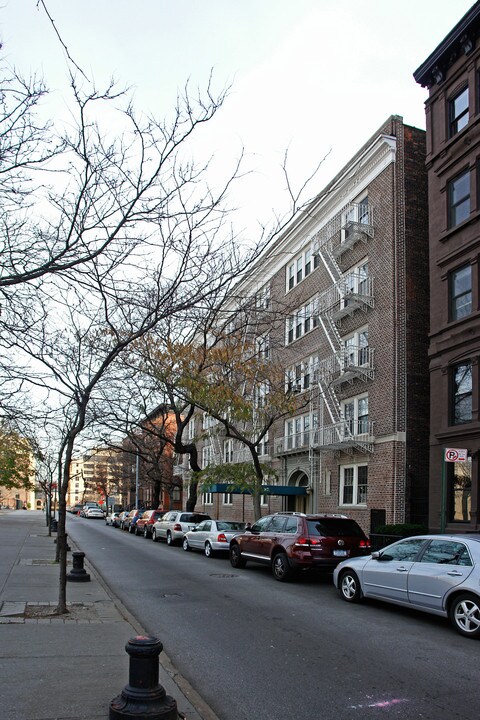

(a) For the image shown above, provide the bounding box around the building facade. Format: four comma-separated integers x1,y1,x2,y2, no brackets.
193,115,429,533
414,1,480,532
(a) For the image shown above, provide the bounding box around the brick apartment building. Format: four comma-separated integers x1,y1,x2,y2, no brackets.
414,1,480,532
192,115,429,534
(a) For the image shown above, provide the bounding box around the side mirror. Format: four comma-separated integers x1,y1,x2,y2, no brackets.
371,551,381,560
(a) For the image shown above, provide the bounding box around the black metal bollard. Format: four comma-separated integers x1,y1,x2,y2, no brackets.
109,636,178,719
50,518,58,532
66,551,91,582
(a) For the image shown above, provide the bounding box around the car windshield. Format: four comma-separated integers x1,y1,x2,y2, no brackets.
307,518,364,537
217,522,245,531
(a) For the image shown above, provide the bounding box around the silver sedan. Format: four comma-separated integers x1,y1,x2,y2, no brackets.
183,520,246,557
333,534,480,638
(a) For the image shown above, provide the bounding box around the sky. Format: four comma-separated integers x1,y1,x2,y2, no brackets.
0,0,476,236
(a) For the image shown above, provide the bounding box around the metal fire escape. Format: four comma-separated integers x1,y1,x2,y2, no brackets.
310,201,375,455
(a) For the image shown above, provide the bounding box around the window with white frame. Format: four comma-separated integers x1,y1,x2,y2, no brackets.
260,494,269,506
286,246,315,292
257,431,269,456
224,439,233,464
254,381,269,409
285,413,318,449
256,334,270,360
256,284,271,310
342,395,369,436
203,492,213,505
202,412,217,430
222,493,233,505
342,327,369,368
187,417,196,440
202,445,213,467
340,464,368,506
343,259,369,301
286,354,319,392
285,299,319,345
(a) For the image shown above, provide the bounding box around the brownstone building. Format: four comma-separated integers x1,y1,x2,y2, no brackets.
415,1,480,532
192,115,429,533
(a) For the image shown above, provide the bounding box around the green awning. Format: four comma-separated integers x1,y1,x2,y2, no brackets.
205,483,307,496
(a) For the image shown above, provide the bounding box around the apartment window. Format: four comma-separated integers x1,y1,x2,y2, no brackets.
340,464,368,506
202,445,213,467
224,440,233,464
343,395,369,436
285,299,319,345
448,169,470,227
452,362,472,424
203,492,213,505
449,265,472,320
202,412,217,430
223,493,233,505
256,284,270,309
285,413,317,449
342,328,369,367
257,431,269,456
288,263,295,290
304,248,312,277
286,247,316,292
449,86,469,137
260,495,269,506
256,334,270,360
286,355,318,393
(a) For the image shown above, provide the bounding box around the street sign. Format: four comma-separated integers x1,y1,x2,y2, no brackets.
444,448,468,463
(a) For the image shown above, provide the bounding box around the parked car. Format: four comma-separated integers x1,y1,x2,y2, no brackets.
135,509,166,538
229,512,371,582
105,511,121,526
80,502,101,517
84,506,104,519
333,534,480,638
122,509,144,532
69,503,83,515
118,511,129,530
183,519,246,557
152,511,211,545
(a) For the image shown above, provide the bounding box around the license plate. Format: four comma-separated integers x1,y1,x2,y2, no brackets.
333,549,347,557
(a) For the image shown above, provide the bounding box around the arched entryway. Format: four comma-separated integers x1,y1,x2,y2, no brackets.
286,470,310,513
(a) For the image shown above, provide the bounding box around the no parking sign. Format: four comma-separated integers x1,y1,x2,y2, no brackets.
444,448,468,462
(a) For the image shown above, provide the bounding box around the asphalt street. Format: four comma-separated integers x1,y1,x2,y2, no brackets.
67,514,480,720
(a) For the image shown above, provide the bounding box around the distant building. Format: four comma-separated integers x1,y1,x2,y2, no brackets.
414,1,480,532
192,115,429,532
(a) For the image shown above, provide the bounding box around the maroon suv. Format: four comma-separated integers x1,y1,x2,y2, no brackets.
229,512,371,582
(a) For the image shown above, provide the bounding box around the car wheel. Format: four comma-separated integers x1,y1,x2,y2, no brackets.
144,526,149,538
230,543,246,568
183,537,190,551
152,529,158,542
205,542,214,558
272,552,293,582
339,570,363,602
166,531,173,546
449,593,480,637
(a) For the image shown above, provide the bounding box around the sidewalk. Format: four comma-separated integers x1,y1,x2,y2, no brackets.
0,510,219,720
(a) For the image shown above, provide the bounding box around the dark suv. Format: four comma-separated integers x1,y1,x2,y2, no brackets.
229,512,371,581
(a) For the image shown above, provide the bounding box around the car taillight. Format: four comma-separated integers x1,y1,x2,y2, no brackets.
360,539,371,549
217,533,227,543
173,523,182,531
295,536,322,547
